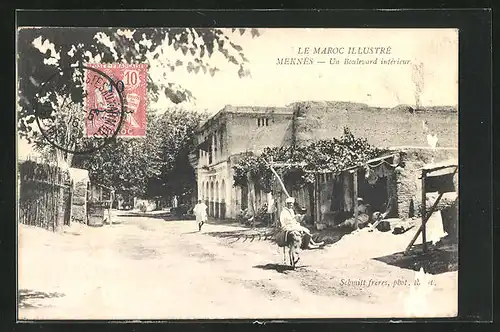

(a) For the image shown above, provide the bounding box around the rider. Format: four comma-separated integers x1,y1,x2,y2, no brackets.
279,197,324,249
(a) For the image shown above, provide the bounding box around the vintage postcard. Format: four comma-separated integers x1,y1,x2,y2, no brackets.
16,26,458,320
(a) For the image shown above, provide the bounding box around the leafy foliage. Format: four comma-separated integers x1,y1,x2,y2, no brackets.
236,203,270,226
19,27,258,199
73,109,208,198
19,160,70,185
233,128,389,190
17,27,259,142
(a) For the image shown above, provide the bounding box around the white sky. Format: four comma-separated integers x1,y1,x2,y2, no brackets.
21,28,458,158
30,28,458,113
154,28,458,113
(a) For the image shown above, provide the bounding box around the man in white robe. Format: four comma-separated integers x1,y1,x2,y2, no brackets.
279,197,324,249
193,199,208,231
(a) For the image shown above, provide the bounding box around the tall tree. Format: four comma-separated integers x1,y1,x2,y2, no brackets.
143,109,208,199
18,27,258,196
17,27,259,162
73,109,208,198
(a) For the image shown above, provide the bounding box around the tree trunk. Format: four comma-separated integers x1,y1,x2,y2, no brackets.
55,149,74,170
246,171,256,218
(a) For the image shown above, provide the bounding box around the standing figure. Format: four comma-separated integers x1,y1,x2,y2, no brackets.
193,199,208,231
104,189,115,225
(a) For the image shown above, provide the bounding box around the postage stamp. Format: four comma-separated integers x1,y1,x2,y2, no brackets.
85,63,147,137
34,65,125,155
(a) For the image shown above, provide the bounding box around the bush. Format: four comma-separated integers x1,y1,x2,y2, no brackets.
172,204,190,218
236,209,251,224
254,203,271,225
232,127,390,191
236,204,271,226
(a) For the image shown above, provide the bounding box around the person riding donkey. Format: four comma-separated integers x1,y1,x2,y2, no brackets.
278,197,324,249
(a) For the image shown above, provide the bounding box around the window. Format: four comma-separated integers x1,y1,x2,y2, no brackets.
257,117,270,127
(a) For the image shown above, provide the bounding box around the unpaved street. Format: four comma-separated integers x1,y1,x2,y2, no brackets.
18,211,458,320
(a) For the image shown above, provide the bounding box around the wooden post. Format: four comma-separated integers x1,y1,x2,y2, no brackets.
404,191,444,255
56,185,64,232
267,162,290,198
421,169,427,252
316,173,321,226
313,174,317,225
353,170,359,230
69,180,74,226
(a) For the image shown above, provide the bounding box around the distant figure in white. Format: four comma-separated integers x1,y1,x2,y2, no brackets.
104,189,115,225
423,120,439,149
193,199,208,232
172,195,178,208
279,197,324,249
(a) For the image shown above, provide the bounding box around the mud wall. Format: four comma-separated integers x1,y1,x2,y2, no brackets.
291,101,458,148
396,148,458,220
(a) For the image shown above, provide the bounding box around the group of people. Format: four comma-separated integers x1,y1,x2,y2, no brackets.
192,196,323,250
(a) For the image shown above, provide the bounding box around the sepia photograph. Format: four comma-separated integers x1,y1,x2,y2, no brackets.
16,24,459,320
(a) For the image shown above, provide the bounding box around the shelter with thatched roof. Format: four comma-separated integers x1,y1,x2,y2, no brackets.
191,101,458,222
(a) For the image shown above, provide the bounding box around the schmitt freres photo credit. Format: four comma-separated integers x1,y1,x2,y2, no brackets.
16,27,458,320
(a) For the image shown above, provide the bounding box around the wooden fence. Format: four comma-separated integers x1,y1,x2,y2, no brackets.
18,160,72,231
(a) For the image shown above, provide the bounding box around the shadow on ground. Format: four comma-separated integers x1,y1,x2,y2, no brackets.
373,241,458,275
253,263,310,274
115,211,195,221
18,289,65,309
204,225,352,246
204,228,278,244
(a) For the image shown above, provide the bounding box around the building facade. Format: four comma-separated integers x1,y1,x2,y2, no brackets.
193,102,458,221
195,105,294,219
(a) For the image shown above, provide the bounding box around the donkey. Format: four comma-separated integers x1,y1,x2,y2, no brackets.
278,230,303,268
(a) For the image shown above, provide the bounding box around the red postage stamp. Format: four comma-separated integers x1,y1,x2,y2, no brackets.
85,63,148,137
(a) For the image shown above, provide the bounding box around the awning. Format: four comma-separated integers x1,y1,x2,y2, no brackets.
421,159,458,177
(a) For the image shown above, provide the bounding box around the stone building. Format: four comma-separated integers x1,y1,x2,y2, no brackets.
194,105,294,219
193,101,458,221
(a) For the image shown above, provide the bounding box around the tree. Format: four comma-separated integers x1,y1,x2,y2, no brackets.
143,109,208,199
233,127,390,194
17,27,259,158
73,108,208,198
18,27,259,196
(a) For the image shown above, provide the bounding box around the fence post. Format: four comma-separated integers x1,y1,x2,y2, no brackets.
55,185,64,232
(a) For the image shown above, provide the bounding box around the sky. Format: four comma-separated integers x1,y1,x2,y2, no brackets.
20,28,458,159
151,28,458,113
30,27,458,114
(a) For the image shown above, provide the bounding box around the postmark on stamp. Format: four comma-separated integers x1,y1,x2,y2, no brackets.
34,65,125,155
86,63,148,137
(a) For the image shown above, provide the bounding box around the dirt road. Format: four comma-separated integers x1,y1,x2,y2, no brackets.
18,211,458,320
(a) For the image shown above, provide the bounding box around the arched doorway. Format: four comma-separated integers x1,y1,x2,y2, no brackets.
215,181,220,219
209,181,214,217
220,180,226,219
205,182,209,212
